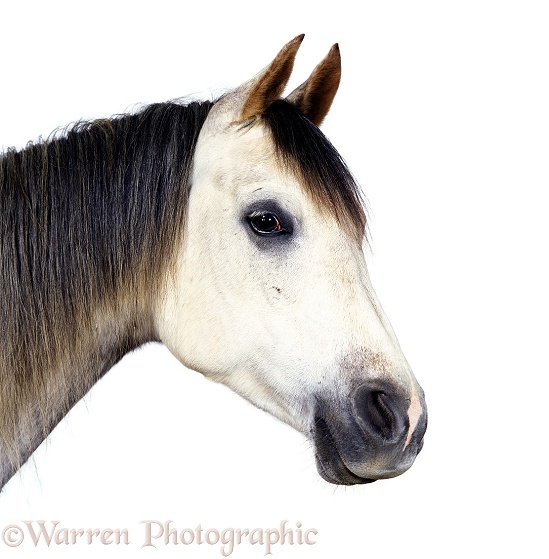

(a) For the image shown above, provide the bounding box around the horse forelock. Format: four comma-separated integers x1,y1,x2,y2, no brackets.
260,99,368,243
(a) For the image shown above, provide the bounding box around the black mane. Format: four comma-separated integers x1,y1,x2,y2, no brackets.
0,100,213,326
0,100,213,482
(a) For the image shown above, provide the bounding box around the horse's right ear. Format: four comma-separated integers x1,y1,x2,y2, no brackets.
238,34,305,122
286,43,341,126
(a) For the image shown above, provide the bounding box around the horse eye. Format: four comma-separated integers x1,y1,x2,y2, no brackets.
248,212,287,236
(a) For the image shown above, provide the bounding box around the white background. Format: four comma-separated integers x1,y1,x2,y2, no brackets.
1,1,548,557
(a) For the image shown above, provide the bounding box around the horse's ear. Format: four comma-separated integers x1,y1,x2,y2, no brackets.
239,34,305,122
286,43,341,126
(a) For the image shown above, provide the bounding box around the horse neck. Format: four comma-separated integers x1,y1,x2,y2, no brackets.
0,297,155,489
0,100,213,489
0,131,158,487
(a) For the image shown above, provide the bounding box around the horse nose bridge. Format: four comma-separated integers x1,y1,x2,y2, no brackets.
343,264,404,352
339,290,420,399
339,346,414,396
341,280,402,356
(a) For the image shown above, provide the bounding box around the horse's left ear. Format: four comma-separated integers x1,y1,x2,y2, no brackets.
286,43,341,126
239,34,305,122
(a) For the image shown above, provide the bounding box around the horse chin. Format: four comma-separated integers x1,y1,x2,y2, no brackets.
312,417,377,486
315,455,377,486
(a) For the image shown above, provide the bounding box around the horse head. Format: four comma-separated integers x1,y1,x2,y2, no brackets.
157,36,427,485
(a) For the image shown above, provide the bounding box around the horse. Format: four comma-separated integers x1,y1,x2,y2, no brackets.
0,35,427,490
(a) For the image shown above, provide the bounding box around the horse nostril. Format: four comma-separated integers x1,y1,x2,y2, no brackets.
368,391,395,438
354,385,407,442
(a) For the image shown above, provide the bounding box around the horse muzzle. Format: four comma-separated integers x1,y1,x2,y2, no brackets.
311,380,427,485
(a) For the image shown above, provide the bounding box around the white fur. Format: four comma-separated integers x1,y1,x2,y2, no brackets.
156,97,424,445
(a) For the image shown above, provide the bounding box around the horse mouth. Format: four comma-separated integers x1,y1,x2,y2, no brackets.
313,417,376,486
